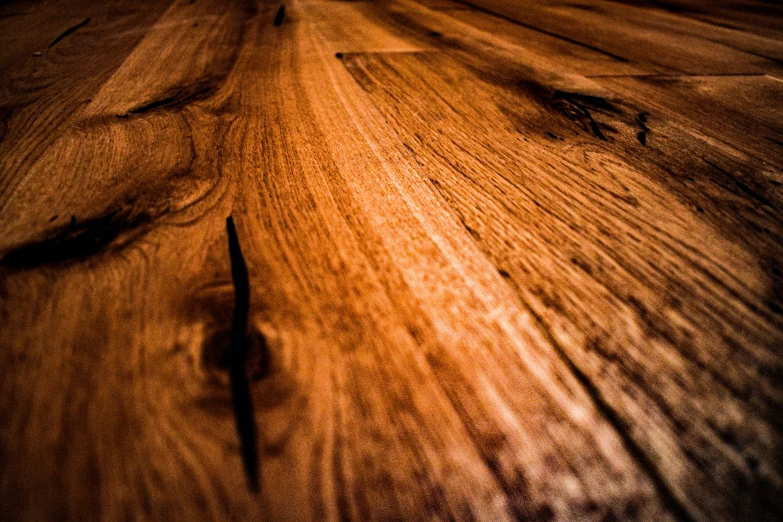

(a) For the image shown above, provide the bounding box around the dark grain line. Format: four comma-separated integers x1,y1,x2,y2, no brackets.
49,17,90,48
450,0,629,62
129,92,182,115
423,171,692,521
742,50,783,66
585,73,768,79
226,215,259,492
126,81,218,115
274,5,285,27
704,159,775,209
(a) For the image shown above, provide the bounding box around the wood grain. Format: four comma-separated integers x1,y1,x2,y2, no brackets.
1,0,781,520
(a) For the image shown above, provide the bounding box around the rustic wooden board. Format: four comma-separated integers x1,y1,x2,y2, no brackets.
340,47,783,521
454,0,782,74
605,0,783,41
1,0,781,521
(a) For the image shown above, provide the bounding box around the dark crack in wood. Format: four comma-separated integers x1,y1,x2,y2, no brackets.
274,5,285,27
226,215,259,492
49,18,90,48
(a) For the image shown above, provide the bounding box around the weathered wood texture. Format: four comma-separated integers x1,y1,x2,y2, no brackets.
0,0,781,521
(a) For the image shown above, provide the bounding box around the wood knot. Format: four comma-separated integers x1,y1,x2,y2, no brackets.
202,327,270,384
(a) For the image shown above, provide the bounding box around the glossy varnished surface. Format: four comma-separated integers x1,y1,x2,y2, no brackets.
0,0,781,520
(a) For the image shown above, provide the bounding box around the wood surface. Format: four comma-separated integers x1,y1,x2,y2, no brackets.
0,0,781,520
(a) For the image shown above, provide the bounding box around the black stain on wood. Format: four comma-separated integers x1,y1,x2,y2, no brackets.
636,113,649,145
428,30,442,37
0,106,12,143
226,216,259,492
636,112,650,146
274,5,285,27
1,210,150,267
553,91,614,111
49,17,90,48
335,52,343,59
201,326,271,392
563,3,599,11
553,91,614,141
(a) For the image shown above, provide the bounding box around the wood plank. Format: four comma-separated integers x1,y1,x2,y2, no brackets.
1,0,675,520
606,0,783,41
458,0,782,74
340,47,783,521
0,0,175,211
300,1,427,54
569,0,783,65
1,0,782,520
381,0,649,78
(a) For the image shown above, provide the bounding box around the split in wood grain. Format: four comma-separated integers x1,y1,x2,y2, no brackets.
1,210,150,267
704,159,776,209
226,215,260,492
49,17,90,48
124,80,218,117
511,292,698,522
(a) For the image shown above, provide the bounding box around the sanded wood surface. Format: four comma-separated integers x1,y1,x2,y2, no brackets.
0,0,781,520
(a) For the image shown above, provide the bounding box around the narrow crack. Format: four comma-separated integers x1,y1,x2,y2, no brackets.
49,17,90,48
274,5,285,27
226,215,259,492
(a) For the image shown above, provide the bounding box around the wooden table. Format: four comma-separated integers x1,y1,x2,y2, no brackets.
1,0,781,520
